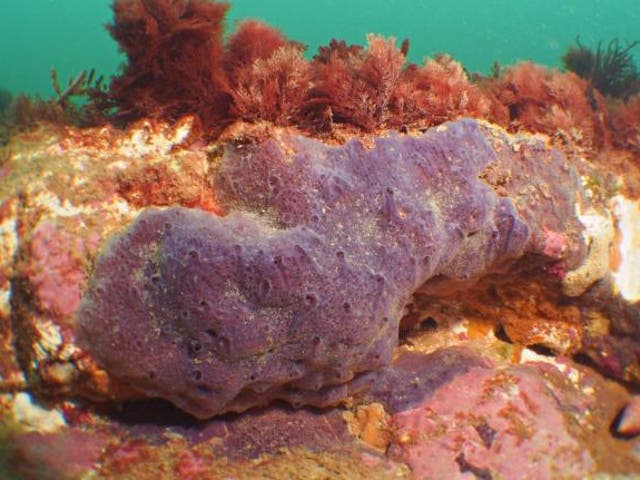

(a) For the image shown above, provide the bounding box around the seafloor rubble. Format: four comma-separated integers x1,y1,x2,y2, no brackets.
2,0,640,478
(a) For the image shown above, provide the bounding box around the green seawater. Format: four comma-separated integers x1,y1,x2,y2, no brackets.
1,0,639,97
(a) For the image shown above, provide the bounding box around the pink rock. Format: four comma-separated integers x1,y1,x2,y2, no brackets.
28,221,87,318
175,451,210,480
390,365,595,479
9,429,106,480
542,226,567,257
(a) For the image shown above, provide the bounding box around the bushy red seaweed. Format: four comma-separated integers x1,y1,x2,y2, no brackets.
486,62,610,149
391,54,494,129
107,0,231,126
610,95,640,156
20,0,630,154
223,19,291,74
108,2,480,135
304,35,406,132
224,20,311,124
302,39,492,132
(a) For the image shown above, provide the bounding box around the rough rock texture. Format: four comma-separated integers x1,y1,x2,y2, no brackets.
0,118,215,400
3,347,638,479
388,359,635,479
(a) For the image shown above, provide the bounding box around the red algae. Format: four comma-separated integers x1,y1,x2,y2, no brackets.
107,0,231,126
389,365,596,479
9,429,107,480
610,94,640,157
103,4,493,137
305,35,406,132
116,161,221,213
18,0,620,157
391,54,493,129
223,20,311,124
486,62,610,150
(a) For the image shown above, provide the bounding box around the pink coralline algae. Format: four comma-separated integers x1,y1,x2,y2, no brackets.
9,429,107,480
77,119,587,418
28,221,87,318
542,226,568,258
389,365,596,479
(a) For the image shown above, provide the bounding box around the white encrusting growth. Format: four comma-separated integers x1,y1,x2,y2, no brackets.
10,392,66,432
562,206,614,297
611,195,640,302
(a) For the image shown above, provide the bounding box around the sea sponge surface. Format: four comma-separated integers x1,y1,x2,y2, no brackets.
77,120,530,418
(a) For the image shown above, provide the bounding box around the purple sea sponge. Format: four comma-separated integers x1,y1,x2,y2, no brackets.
77,119,577,418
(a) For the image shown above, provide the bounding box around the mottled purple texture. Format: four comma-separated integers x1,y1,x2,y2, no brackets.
77,119,578,418
212,407,351,459
359,347,492,413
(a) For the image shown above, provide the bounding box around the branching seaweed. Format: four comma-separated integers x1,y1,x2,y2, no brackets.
390,54,492,129
0,88,11,116
488,62,608,149
6,0,640,152
562,37,640,99
610,95,640,155
0,68,108,143
107,0,231,127
223,20,310,124
304,35,406,132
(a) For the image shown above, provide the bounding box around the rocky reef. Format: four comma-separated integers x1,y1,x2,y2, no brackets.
1,0,640,478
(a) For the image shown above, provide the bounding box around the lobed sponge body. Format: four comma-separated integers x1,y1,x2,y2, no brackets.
78,120,532,418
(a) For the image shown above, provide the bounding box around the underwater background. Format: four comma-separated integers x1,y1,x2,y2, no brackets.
1,0,639,97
